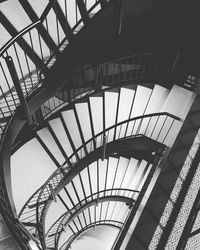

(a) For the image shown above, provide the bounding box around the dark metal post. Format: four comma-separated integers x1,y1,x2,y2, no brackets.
115,0,123,35
5,55,33,126
101,134,107,161
113,146,166,250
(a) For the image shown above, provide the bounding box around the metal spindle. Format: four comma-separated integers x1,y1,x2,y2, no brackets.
0,61,17,108
150,115,160,138
24,52,34,88
45,18,51,56
4,55,33,125
144,116,152,135
13,43,27,94
37,31,44,62
0,85,13,115
162,117,176,144
156,115,168,141
55,9,60,45
28,31,40,80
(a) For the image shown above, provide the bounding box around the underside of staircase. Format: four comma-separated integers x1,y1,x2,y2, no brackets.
1,0,200,250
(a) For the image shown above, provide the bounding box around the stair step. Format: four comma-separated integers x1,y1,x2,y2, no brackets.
61,110,83,153
116,87,135,138
89,96,103,146
126,85,152,137
120,157,139,193
37,127,65,165
98,159,108,193
104,91,119,142
75,102,92,145
105,157,119,191
49,118,73,158
112,157,130,192
129,160,147,191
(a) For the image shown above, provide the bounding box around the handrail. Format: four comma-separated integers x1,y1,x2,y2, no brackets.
17,51,183,228
0,0,110,247
18,112,181,229
72,50,179,76
0,0,60,57
39,111,181,192
0,0,105,58
0,21,41,57
39,111,181,199
35,112,181,247
42,88,95,119
46,188,138,231
0,0,109,141
38,50,180,121
65,112,181,160
50,188,138,248
59,220,123,250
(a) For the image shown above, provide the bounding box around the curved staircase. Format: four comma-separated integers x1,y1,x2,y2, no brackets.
45,156,149,249
0,1,198,249
12,82,195,248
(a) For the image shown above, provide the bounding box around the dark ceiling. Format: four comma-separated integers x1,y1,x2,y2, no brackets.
90,0,200,77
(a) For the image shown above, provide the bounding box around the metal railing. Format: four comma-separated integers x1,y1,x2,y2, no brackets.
0,1,108,248
36,50,180,123
70,51,179,89
0,0,106,142
59,220,123,250
40,87,95,119
46,188,139,248
16,112,181,247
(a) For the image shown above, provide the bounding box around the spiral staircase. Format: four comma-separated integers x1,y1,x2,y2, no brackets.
1,0,200,250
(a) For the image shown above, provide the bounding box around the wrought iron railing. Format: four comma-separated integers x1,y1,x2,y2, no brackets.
0,1,109,248
17,112,181,247
59,220,123,250
0,0,107,142
37,50,180,122
46,188,139,248
40,87,95,119
69,51,179,89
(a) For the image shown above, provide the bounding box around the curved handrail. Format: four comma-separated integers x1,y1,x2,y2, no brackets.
35,112,181,246
41,50,180,120
0,0,109,136
39,112,181,196
0,0,60,56
42,88,95,119
38,111,181,193
46,188,138,248
0,0,110,247
70,50,180,91
66,112,181,160
18,112,181,229
0,0,106,58
59,220,122,250
73,50,179,76
0,0,114,147
0,21,41,57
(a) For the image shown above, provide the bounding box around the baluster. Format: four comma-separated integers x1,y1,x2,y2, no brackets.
144,116,152,135
162,117,176,144
150,115,160,138
24,52,34,88
37,31,44,62
45,18,51,57
118,124,122,139
156,115,168,141
131,119,136,136
4,55,32,125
